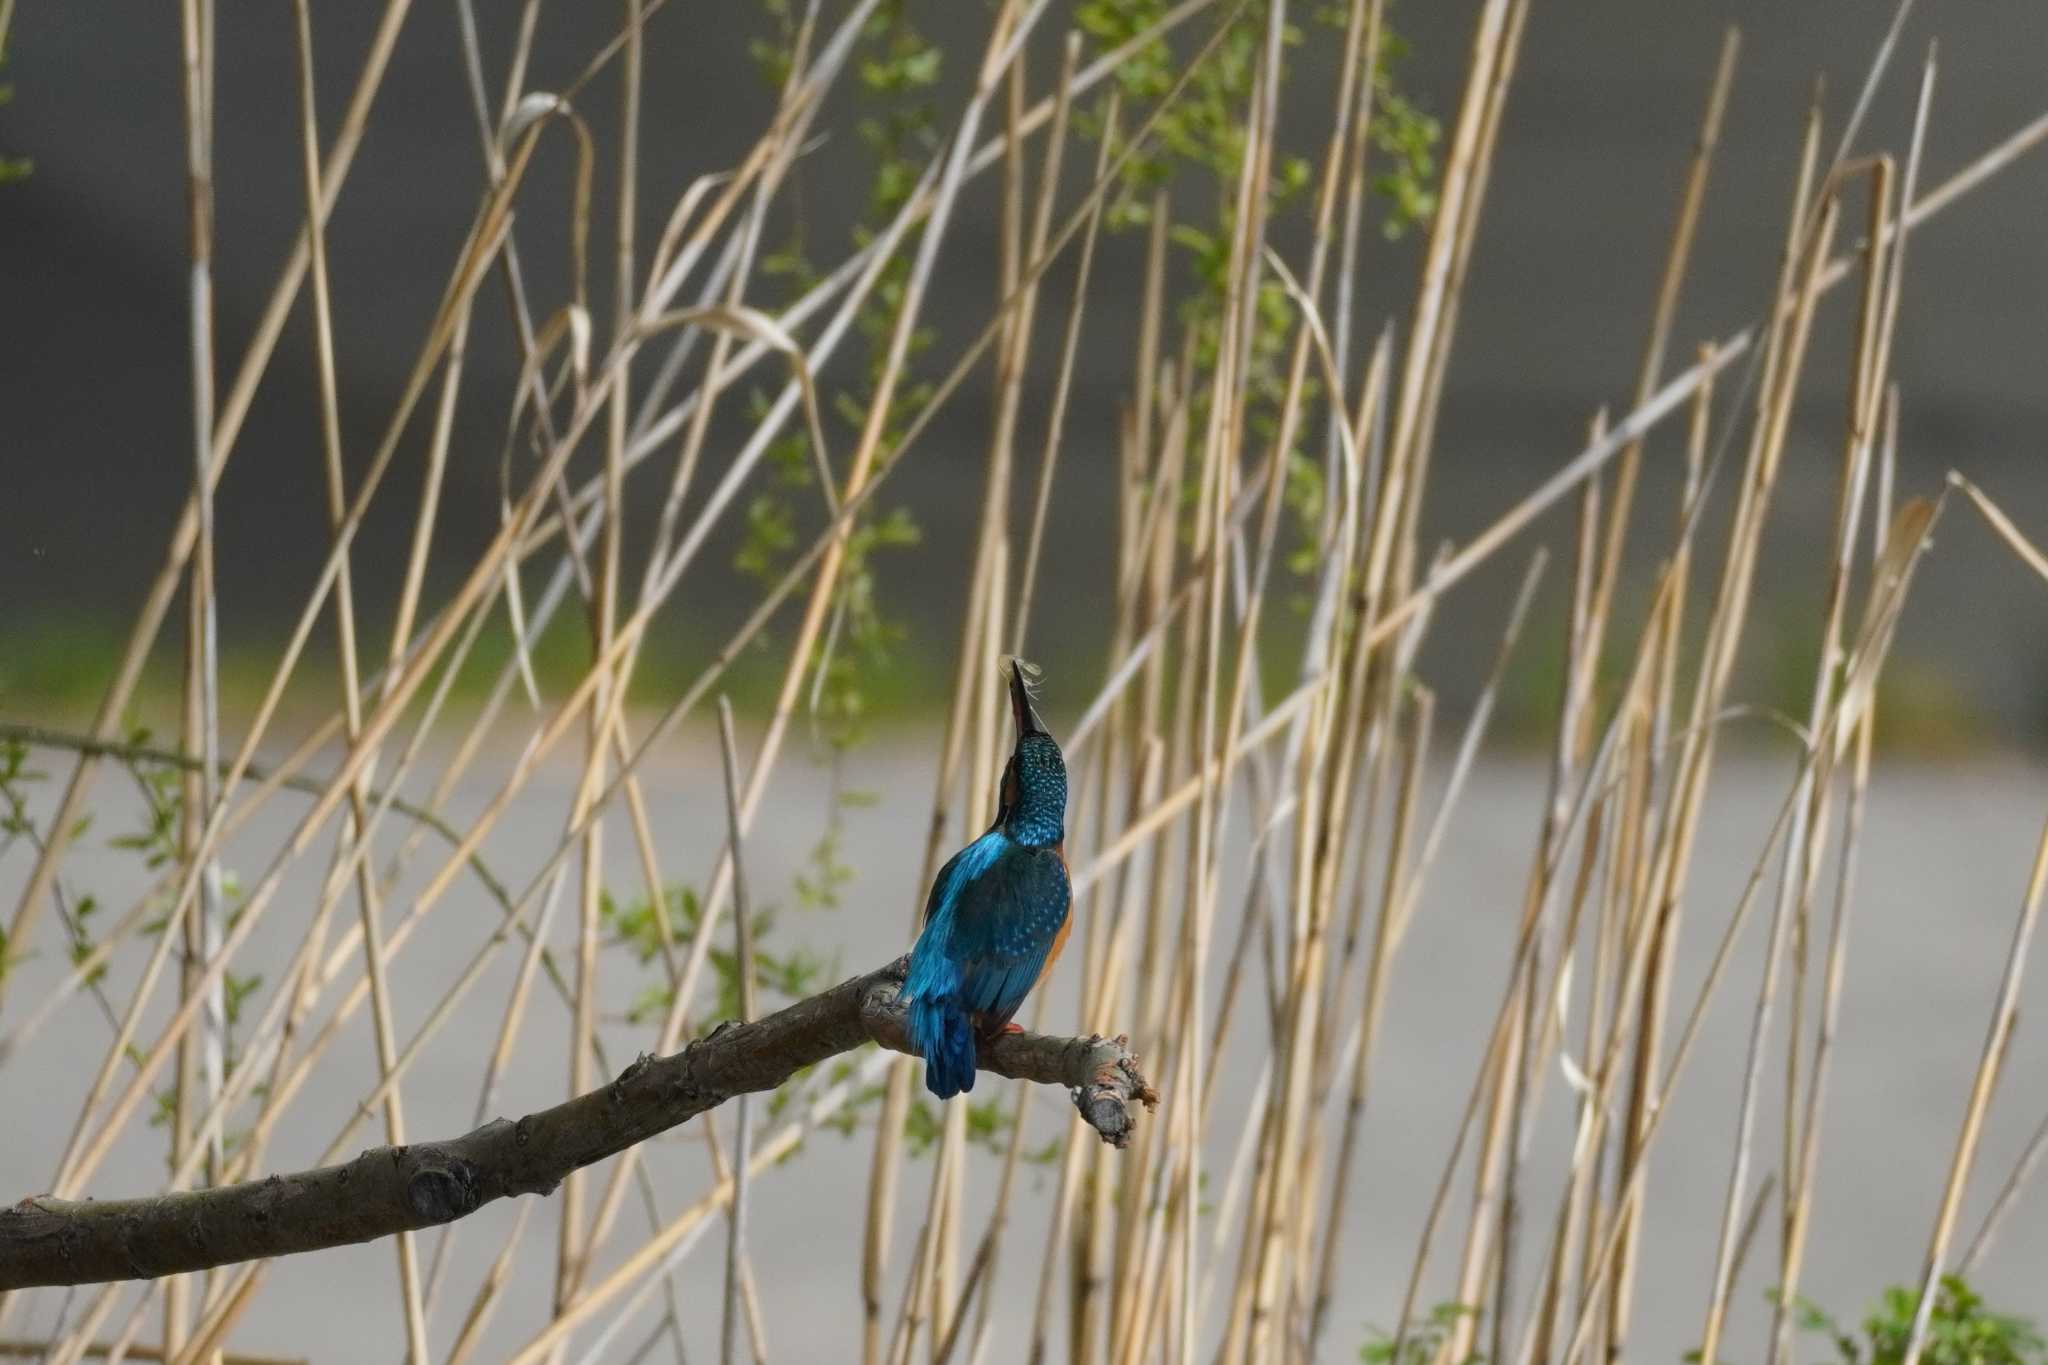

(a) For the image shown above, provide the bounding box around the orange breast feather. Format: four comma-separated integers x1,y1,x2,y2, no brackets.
1035,844,1073,990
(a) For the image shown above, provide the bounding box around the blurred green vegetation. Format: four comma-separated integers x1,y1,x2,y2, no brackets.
1359,1302,1478,1364
0,41,33,185
0,598,2011,757
0,615,126,715
1765,1276,2046,1365
1487,591,1994,757
0,607,953,732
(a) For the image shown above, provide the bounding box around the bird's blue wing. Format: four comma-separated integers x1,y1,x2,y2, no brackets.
942,841,1071,1028
903,832,1007,1005
904,835,1071,1022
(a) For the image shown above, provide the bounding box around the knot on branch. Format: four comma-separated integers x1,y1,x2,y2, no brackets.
405,1157,483,1222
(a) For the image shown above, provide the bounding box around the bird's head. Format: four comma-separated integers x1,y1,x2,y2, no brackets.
997,660,1066,847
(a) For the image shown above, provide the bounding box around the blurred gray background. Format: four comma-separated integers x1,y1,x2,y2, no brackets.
1,2,2046,740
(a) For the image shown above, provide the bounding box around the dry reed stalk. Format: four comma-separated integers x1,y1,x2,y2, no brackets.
1039,739,1164,1365
1064,211,1154,1362
1961,1098,2048,1277
443,1202,537,1365
1197,10,1305,1357
1484,445,1607,1361
1698,153,1894,1359
1540,372,1705,1365
1769,63,1930,1351
1213,9,1384,1241
716,698,765,1365
912,25,1049,1337
1245,505,1390,1361
1302,333,1393,1020
552,0,645,1318
166,656,204,1363
1692,82,1930,1350
1606,90,1833,1357
1582,27,1739,666
173,16,229,1350
39,1287,125,1365
941,48,1114,1365
942,535,1013,1354
283,1,433,1353
1399,0,1529,572
1011,39,1100,654
1112,341,1220,1365
1314,551,1540,1359
858,13,1043,1346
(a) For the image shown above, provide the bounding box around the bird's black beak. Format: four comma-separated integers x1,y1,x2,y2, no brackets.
1008,661,1046,737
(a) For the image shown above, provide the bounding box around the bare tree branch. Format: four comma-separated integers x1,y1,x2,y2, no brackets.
0,958,1156,1291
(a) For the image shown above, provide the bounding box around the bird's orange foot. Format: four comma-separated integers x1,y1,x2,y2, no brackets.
1000,1021,1025,1035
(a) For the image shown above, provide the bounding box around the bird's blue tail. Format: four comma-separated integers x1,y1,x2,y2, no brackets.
908,993,977,1099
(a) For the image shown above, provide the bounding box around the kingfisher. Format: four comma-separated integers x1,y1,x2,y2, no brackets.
901,661,1072,1099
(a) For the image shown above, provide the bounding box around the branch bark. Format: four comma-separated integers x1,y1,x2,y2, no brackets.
0,958,1156,1290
